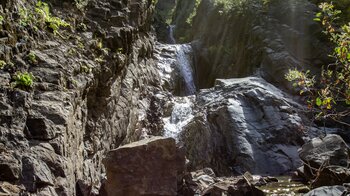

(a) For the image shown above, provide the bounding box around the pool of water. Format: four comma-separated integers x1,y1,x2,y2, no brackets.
258,176,310,196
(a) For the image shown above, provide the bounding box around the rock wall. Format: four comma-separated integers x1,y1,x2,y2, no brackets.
162,0,330,89
0,0,160,195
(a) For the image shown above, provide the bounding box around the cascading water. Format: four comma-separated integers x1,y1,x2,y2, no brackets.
163,97,194,141
175,44,196,96
168,25,176,44
158,25,197,141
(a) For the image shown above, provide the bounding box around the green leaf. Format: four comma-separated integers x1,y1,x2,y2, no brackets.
346,100,350,105
316,97,322,106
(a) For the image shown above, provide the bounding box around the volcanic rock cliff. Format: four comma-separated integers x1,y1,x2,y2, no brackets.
0,0,161,195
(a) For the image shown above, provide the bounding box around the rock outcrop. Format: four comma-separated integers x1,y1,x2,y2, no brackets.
174,77,318,176
103,137,185,196
0,0,161,195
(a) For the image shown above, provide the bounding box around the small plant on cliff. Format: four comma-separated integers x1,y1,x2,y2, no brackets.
27,51,38,64
19,1,70,35
35,1,70,35
80,63,92,74
285,2,350,126
0,60,6,69
0,15,4,25
74,0,89,12
13,72,35,90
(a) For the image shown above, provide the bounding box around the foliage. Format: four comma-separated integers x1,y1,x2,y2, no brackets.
35,1,70,35
213,0,249,14
13,72,35,90
74,0,89,11
27,51,37,64
0,60,6,69
186,0,201,24
80,63,91,73
286,2,350,125
0,15,4,25
19,1,70,35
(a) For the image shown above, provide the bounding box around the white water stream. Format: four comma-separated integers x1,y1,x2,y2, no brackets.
160,25,197,140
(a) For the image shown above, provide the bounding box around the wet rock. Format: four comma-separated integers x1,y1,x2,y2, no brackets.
180,77,309,175
304,185,349,196
103,137,185,196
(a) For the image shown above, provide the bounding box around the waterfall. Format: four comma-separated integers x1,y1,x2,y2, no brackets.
158,26,197,141
175,44,196,96
168,25,176,44
163,97,194,141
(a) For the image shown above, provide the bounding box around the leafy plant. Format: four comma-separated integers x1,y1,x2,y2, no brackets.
35,1,70,35
0,15,4,25
80,64,91,73
13,72,35,90
18,1,70,35
0,60,6,69
286,2,350,125
75,0,89,11
27,51,37,64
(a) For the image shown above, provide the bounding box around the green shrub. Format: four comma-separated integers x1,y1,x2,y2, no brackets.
286,2,350,125
13,72,35,90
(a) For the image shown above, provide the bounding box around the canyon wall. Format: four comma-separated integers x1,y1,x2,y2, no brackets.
0,0,160,195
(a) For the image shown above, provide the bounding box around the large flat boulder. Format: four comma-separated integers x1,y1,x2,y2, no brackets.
103,136,185,196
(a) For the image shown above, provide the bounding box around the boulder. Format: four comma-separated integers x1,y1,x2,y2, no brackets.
103,136,185,196
304,185,349,196
299,134,350,170
298,134,350,186
178,77,309,175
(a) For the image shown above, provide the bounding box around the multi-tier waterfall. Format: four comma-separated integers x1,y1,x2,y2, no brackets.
157,25,197,140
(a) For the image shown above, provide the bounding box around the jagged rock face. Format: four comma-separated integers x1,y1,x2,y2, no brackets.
179,77,315,176
0,0,160,195
102,137,185,196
